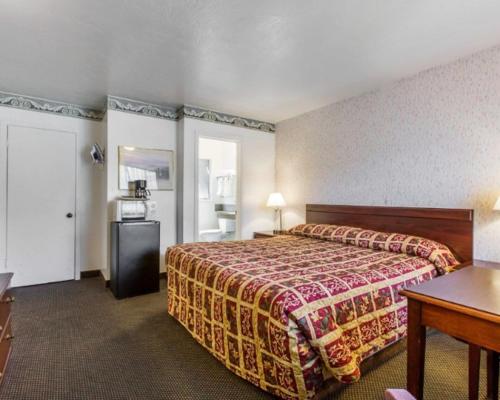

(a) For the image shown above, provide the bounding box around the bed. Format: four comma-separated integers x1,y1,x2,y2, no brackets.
166,204,473,399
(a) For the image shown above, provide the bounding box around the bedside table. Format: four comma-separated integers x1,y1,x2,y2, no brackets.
401,266,499,400
253,231,287,239
472,259,500,269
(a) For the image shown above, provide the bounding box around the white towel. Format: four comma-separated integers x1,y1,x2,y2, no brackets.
216,174,236,198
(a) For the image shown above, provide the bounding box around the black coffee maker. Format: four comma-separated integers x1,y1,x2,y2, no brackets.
134,180,151,199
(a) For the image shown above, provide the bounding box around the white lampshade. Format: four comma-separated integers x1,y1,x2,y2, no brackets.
494,196,500,210
267,192,286,208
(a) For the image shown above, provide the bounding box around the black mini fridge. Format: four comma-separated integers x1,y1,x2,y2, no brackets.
110,221,160,299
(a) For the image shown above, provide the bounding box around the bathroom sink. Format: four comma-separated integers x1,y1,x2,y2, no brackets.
216,211,236,219
214,204,236,220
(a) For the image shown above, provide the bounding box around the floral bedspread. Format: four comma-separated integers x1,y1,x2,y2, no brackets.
166,224,458,399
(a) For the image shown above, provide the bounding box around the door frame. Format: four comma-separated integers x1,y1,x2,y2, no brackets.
194,133,241,242
3,123,79,282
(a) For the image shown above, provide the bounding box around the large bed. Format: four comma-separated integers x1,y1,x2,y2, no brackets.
166,205,473,399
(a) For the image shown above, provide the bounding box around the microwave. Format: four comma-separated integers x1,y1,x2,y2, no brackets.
114,200,158,221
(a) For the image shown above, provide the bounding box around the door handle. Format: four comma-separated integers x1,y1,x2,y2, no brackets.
66,213,73,218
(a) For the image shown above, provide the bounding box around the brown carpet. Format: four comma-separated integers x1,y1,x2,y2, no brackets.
0,277,492,399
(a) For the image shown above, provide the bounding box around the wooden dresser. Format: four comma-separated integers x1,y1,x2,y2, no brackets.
0,273,13,385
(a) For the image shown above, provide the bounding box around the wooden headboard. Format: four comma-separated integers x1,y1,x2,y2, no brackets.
306,204,474,263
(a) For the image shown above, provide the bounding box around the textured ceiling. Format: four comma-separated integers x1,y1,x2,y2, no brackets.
1,0,500,122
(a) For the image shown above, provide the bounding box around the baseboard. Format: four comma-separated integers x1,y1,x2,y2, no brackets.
102,271,166,288
80,269,102,279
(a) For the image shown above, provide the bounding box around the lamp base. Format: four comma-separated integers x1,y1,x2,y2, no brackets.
273,208,283,234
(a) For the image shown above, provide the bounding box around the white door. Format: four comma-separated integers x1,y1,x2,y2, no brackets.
7,126,76,287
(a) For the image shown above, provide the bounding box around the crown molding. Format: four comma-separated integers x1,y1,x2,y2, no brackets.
107,97,275,133
0,91,276,132
0,91,104,120
107,96,178,121
179,105,275,133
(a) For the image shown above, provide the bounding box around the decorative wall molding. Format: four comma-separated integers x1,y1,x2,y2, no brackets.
0,91,276,132
107,97,275,133
0,91,104,121
179,105,275,133
107,96,178,121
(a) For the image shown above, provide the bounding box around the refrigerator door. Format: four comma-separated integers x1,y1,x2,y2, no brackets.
110,221,160,299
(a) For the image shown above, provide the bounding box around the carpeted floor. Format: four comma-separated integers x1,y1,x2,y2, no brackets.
0,277,491,400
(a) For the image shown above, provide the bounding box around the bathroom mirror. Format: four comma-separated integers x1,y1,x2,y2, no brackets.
198,159,211,200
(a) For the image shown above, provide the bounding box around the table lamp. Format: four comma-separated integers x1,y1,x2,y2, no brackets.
267,192,286,233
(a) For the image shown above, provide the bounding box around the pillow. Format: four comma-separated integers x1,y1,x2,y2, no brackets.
288,223,459,274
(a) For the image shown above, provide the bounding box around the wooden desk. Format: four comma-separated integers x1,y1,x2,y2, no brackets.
401,267,500,400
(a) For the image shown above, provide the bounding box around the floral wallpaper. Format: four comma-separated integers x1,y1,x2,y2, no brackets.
276,45,500,262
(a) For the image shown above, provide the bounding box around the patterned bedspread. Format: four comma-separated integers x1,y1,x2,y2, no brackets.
166,224,458,399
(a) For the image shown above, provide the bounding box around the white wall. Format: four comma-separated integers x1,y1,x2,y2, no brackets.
180,118,275,243
198,138,237,231
0,107,105,274
104,110,177,278
0,104,276,282
276,45,500,262
0,103,275,281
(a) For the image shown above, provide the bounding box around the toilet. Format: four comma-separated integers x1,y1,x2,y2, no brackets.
218,214,236,233
199,228,223,242
199,206,236,241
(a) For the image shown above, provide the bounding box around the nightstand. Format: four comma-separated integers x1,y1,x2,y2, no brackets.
253,231,287,239
472,259,500,269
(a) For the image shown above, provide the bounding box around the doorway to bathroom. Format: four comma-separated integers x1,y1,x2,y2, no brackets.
196,137,239,242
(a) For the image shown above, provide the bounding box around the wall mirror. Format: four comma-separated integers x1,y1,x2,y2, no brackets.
198,159,211,200
119,146,174,190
